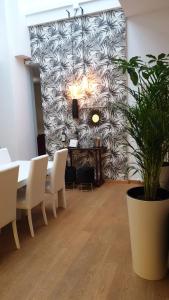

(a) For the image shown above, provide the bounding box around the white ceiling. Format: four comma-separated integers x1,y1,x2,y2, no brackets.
21,0,121,26
120,0,169,17
19,0,120,15
19,0,93,14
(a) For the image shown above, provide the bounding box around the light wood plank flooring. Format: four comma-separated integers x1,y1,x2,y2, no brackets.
0,183,169,300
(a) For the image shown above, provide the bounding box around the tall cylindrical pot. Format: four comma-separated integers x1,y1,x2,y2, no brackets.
160,162,169,190
127,187,169,280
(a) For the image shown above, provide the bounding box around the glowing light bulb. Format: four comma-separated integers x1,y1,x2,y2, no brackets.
92,114,100,123
81,75,89,91
68,82,81,99
67,72,98,100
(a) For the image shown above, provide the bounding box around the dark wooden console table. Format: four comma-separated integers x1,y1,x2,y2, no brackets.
68,147,105,187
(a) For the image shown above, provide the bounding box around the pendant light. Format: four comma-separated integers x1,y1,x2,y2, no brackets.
67,6,96,112
67,8,79,119
80,7,97,96
80,7,88,91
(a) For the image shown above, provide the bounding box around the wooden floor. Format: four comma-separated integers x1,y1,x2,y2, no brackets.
0,183,169,300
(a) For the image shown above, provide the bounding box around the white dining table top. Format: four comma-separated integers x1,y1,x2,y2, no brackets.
0,160,53,188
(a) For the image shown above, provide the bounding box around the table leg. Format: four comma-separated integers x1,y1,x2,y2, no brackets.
69,150,73,166
95,149,99,186
99,148,104,184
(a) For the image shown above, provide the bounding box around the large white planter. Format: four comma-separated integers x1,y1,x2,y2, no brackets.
127,187,169,280
160,163,169,190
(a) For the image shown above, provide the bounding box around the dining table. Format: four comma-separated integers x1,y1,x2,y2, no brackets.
0,160,53,188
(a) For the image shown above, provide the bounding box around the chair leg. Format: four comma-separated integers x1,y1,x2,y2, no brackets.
52,197,57,218
27,210,34,238
41,202,48,225
12,220,20,249
55,192,58,208
58,188,67,208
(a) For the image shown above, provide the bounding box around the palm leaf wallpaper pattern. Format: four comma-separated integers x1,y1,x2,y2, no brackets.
29,9,127,179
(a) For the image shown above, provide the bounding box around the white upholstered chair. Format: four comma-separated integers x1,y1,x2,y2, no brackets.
0,165,20,249
16,155,48,237
45,149,68,218
0,148,11,164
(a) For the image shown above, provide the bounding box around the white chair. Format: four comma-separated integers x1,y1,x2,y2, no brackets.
0,166,20,249
16,155,48,237
0,148,11,164
45,149,68,218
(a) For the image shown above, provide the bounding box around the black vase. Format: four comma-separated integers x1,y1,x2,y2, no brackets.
72,99,79,119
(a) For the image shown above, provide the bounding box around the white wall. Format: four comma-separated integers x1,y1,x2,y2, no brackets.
127,9,169,180
0,0,37,160
127,9,169,58
0,0,16,157
120,0,169,18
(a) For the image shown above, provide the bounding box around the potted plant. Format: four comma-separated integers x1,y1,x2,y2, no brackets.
114,54,169,280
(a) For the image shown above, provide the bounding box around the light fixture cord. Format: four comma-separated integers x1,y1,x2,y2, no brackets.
80,7,86,76
71,8,79,80
70,18,75,78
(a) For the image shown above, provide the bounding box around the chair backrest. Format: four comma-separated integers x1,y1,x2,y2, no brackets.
50,149,68,193
26,155,48,208
0,166,19,228
0,148,11,164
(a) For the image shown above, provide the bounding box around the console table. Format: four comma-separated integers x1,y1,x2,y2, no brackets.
68,147,105,187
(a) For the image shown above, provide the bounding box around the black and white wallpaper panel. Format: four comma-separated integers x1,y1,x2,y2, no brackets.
29,9,127,179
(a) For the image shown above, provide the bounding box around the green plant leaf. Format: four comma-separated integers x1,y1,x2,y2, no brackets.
128,69,138,85
113,53,169,200
158,53,166,60
142,72,149,80
146,54,156,59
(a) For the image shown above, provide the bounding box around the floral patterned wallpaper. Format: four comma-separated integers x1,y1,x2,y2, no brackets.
29,9,127,179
